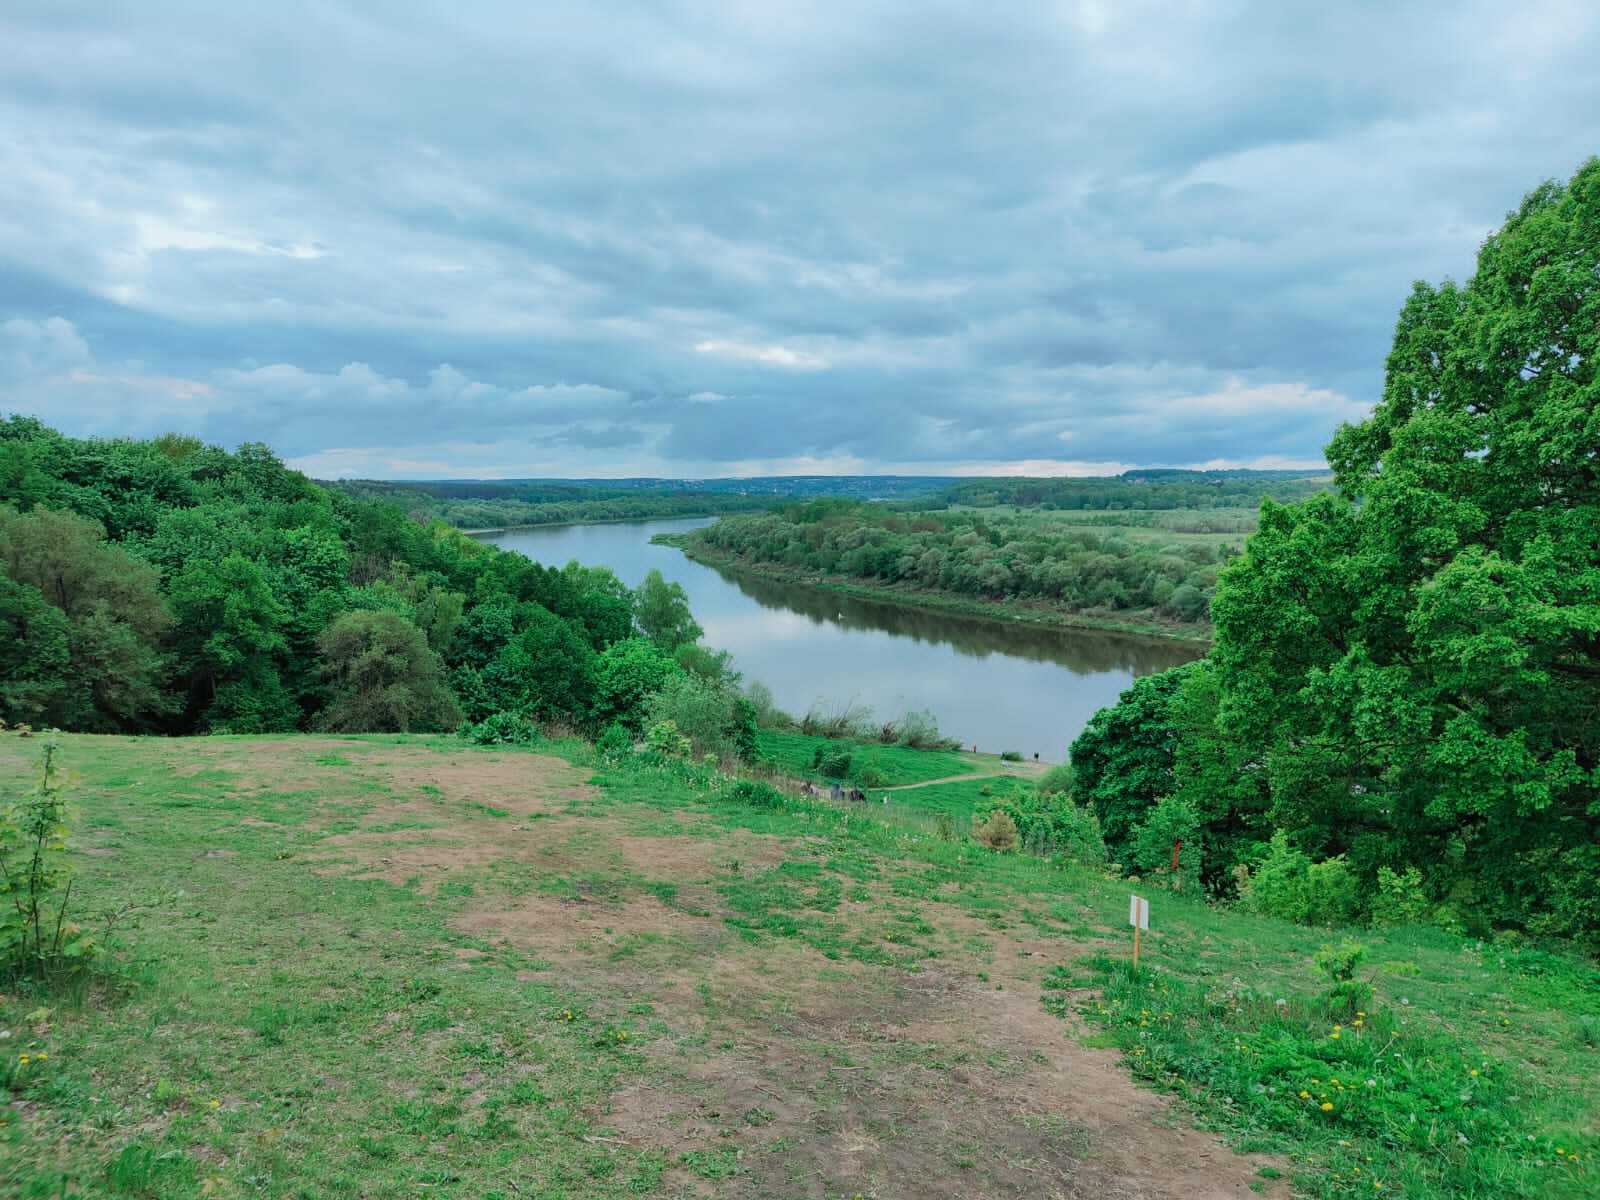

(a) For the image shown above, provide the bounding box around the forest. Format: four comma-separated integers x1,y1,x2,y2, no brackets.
0,418,756,756
1065,161,1599,947
677,501,1241,626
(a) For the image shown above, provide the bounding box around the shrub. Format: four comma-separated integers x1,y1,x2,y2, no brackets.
1131,796,1203,885
1370,866,1431,927
729,780,786,810
645,720,693,757
1000,791,1105,863
1243,832,1312,923
461,711,538,746
812,746,852,779
857,766,886,789
590,638,679,733
1037,763,1073,797
646,672,756,761
1313,939,1374,1018
972,810,1019,852
1304,855,1363,926
800,700,873,739
1245,834,1367,926
317,610,462,732
743,680,793,729
1000,750,1023,762
596,721,632,760
892,708,960,750
1,737,98,980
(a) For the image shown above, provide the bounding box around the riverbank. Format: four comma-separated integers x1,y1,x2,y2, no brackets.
655,533,1215,647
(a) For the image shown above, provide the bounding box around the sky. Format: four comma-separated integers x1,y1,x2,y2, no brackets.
2,2,1597,479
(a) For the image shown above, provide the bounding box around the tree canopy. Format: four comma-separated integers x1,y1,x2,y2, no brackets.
1072,159,1600,945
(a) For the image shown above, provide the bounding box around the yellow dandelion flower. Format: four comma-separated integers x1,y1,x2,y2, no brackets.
1330,1032,1342,1040
1321,1102,1334,1112
1469,1069,1479,1077
1299,1090,1311,1099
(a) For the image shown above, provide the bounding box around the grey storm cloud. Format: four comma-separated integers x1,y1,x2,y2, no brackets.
2,0,1597,477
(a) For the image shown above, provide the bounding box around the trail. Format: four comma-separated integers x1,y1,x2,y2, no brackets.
879,758,1049,792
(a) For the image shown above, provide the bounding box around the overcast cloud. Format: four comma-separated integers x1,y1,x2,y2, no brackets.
2,1,1596,477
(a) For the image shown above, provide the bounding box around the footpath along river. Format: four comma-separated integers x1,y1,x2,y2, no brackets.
478,517,1202,761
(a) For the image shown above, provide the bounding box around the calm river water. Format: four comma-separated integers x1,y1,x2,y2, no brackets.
478,517,1203,761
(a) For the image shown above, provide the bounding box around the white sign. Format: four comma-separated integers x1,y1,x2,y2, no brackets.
1128,894,1149,931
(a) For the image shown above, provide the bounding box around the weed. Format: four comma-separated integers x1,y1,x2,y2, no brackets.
972,810,1019,852
1,737,99,981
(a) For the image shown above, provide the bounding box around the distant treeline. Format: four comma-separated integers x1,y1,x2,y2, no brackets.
333,469,1331,531
331,481,773,530
938,469,1330,511
684,500,1236,625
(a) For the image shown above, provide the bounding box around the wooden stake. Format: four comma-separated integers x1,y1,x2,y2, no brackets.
1133,924,1141,968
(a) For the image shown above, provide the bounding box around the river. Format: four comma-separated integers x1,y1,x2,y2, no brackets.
476,517,1203,761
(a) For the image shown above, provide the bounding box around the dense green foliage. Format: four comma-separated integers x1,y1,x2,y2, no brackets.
0,418,741,742
1071,161,1600,946
685,500,1239,624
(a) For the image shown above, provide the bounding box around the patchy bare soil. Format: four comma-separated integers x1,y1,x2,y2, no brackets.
279,742,1283,1198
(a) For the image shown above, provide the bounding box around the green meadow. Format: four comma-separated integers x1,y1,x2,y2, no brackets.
3,731,1594,1199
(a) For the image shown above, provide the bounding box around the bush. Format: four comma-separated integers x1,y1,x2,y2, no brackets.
893,709,958,750
743,680,793,729
729,780,786,810
1370,866,1431,927
857,766,887,789
645,720,693,757
1037,763,1073,797
1130,796,1202,889
590,638,679,733
1305,856,1363,926
1000,750,1023,762
596,721,632,760
1245,833,1366,926
972,810,1020,852
461,711,538,746
646,672,751,760
317,610,462,733
1313,939,1374,1018
812,746,852,779
2,737,98,980
800,701,873,740
994,789,1105,863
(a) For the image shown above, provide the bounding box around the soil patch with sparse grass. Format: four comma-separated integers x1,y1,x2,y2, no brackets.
2,732,1592,1199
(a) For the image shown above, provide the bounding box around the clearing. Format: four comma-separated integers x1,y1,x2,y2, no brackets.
2,732,1593,1199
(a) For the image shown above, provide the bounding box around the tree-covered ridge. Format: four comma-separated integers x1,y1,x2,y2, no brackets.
939,469,1330,511
683,500,1237,625
0,417,735,743
1070,159,1600,947
332,479,774,531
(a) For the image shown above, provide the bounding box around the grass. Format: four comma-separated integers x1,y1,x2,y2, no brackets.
878,774,1036,825
753,728,976,786
1,730,1595,1199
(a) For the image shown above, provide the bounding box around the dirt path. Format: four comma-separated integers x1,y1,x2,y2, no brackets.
299,741,1280,1199
880,758,1048,792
